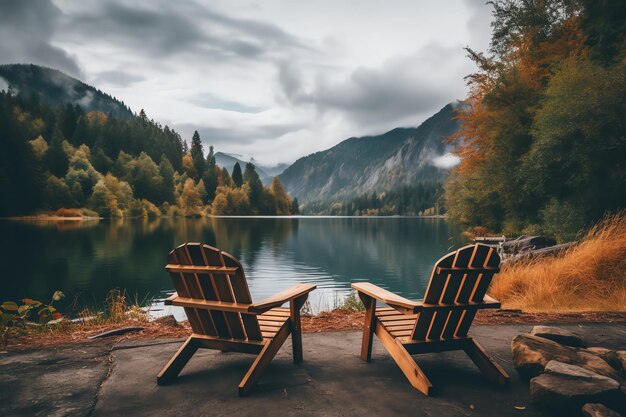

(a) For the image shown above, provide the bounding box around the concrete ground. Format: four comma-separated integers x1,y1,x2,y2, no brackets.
1,324,625,417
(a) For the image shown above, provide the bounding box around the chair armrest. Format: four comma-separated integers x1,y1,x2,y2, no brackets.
169,296,252,312
249,283,316,313
351,282,419,312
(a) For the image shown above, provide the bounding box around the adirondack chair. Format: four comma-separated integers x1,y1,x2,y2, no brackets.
352,243,510,395
157,243,316,396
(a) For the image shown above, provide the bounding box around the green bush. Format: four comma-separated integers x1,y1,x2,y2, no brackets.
1,291,65,348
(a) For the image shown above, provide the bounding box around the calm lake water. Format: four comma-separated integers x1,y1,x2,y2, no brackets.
0,217,467,317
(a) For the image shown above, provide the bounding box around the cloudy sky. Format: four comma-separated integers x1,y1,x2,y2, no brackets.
0,0,493,167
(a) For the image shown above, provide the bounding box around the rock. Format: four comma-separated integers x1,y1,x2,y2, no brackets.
617,351,626,373
511,334,581,378
578,351,624,383
531,325,586,347
530,361,621,414
153,315,178,327
587,347,618,370
511,334,624,382
582,403,622,417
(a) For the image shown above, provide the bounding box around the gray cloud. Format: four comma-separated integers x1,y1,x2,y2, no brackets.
189,94,264,113
0,76,9,92
176,121,305,147
0,0,82,77
278,44,464,125
91,70,145,87
61,0,312,61
464,0,494,52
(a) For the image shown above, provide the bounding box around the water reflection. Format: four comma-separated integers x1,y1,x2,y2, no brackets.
0,217,466,314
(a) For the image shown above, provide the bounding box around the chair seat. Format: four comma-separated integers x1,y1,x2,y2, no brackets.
258,307,290,339
376,307,418,339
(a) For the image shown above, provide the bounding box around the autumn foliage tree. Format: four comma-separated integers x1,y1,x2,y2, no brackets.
446,0,626,241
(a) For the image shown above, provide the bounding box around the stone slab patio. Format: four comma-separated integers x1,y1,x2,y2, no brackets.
1,323,624,417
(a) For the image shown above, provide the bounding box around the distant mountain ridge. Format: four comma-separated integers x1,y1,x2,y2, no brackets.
279,103,460,203
215,151,287,185
0,64,133,120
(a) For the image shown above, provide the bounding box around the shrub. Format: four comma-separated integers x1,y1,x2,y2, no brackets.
55,208,83,217
335,291,365,312
0,291,65,347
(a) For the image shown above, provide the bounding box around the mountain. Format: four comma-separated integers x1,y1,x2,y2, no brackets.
279,103,460,203
215,152,284,184
0,64,133,120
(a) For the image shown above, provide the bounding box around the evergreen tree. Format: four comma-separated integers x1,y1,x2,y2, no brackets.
0,94,44,215
243,163,264,214
203,145,218,202
90,143,113,174
190,130,205,180
159,155,176,203
46,129,69,177
231,162,243,187
290,198,300,215
60,103,77,139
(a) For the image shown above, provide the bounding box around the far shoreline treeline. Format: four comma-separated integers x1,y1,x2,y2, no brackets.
0,91,299,218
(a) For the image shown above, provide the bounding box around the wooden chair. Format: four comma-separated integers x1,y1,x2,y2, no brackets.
352,243,510,395
157,242,316,396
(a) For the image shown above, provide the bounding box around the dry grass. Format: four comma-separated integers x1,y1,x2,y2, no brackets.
490,211,626,312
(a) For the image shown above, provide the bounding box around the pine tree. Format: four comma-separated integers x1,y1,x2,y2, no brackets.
231,162,243,187
290,197,300,215
159,155,176,203
243,162,264,214
190,130,205,180
46,129,69,177
203,145,218,202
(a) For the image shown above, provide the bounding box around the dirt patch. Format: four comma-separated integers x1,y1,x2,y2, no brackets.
4,309,625,351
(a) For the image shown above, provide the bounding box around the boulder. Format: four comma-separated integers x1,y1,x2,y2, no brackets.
587,348,620,371
530,325,586,347
511,334,624,382
582,403,622,417
530,361,621,413
511,334,581,378
578,351,625,384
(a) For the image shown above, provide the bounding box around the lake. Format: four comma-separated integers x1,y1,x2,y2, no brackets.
0,217,467,318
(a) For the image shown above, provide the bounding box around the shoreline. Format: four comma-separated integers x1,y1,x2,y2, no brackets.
2,214,102,221
4,309,625,352
2,213,448,221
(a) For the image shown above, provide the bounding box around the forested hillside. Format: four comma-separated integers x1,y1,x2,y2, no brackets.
0,64,133,120
447,0,626,241
0,69,297,217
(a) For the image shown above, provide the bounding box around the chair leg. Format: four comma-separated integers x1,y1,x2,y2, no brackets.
290,295,307,364
358,293,376,362
157,336,198,385
463,338,510,385
375,322,432,395
238,321,290,397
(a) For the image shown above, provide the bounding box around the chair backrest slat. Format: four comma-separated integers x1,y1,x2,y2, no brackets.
167,243,262,341
221,251,263,340
410,244,500,341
